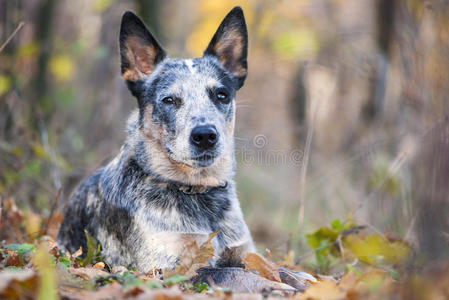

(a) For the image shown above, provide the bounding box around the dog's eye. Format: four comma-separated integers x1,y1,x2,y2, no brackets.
217,92,227,101
162,97,174,105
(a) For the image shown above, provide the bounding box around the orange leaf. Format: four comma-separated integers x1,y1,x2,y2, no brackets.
243,252,281,282
93,262,105,269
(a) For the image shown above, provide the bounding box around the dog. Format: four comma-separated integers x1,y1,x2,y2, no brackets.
57,7,255,272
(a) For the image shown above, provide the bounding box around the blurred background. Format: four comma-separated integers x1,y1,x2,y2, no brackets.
1,0,448,267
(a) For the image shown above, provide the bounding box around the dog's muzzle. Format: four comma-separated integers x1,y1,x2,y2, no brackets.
190,125,218,150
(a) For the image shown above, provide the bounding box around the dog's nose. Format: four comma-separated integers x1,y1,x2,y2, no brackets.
190,125,218,149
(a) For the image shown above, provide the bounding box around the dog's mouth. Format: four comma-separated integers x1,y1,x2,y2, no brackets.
192,153,216,161
163,145,218,168
191,153,217,167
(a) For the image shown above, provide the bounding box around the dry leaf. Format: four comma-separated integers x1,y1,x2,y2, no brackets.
164,231,219,278
5,250,22,267
296,280,345,300
73,247,83,259
77,281,124,300
278,267,317,292
243,252,281,282
68,267,110,280
193,267,296,295
112,265,128,274
0,269,38,298
1,198,24,242
93,262,105,269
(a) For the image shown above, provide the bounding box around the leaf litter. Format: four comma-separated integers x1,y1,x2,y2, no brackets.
0,197,444,299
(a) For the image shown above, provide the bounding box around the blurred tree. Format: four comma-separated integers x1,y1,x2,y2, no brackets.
32,0,58,128
364,0,397,121
413,117,449,261
290,64,307,144
135,0,164,43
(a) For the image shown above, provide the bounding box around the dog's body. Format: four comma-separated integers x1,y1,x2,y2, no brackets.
57,7,254,272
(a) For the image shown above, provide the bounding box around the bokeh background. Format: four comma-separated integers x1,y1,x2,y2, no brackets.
1,0,448,266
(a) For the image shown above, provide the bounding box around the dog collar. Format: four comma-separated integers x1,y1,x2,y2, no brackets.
173,181,228,195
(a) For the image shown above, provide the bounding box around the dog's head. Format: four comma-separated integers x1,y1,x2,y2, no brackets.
119,7,247,186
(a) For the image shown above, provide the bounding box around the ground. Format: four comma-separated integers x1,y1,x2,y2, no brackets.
1,197,447,300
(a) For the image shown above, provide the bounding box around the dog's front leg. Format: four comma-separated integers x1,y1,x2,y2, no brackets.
214,203,255,267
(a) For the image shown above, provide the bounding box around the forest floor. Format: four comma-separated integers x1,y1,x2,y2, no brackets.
0,197,448,300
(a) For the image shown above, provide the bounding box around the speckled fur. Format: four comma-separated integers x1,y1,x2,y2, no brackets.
57,7,254,272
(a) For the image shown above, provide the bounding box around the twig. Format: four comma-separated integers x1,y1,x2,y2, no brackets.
352,150,409,217
298,115,314,227
0,22,25,53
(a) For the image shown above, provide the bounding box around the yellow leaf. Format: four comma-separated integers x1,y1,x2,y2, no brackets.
297,280,345,300
344,234,410,265
49,55,75,81
0,75,11,96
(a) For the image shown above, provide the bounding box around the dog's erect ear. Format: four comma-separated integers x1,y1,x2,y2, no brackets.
119,11,166,83
203,6,248,89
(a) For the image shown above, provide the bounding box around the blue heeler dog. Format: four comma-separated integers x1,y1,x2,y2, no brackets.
57,7,255,272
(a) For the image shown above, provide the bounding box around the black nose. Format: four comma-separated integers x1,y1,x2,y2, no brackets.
190,125,218,149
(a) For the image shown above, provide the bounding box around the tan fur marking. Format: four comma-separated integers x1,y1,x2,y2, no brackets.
122,36,158,82
213,30,247,78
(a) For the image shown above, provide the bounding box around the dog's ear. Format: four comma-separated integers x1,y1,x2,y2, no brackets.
119,11,166,84
203,6,248,89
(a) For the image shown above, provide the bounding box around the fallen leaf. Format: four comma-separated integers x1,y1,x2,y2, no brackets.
193,267,296,295
0,198,24,243
243,252,281,282
93,262,105,269
296,280,345,300
344,234,411,265
112,265,128,274
5,251,22,267
0,269,38,298
164,231,219,278
75,281,123,300
56,263,92,291
58,286,89,300
278,267,317,292
68,267,110,280
123,285,145,298
73,247,83,259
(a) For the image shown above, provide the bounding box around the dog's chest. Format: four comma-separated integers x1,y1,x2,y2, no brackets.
127,184,231,269
134,182,231,232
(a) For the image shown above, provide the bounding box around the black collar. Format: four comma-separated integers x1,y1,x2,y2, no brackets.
170,181,228,195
